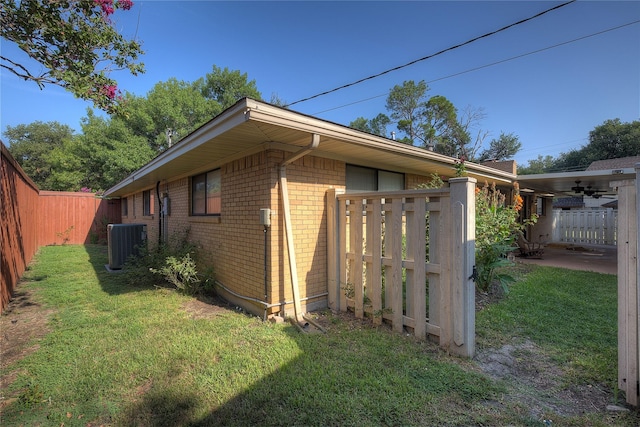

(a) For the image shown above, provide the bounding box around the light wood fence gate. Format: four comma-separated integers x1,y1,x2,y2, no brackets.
327,178,477,357
616,171,639,406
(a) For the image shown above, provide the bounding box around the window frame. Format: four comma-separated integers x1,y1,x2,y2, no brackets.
143,190,154,216
346,164,405,192
191,169,221,216
121,197,128,217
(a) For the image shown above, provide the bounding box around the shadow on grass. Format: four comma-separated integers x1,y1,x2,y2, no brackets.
86,244,158,296
114,319,497,427
80,244,493,425
10,245,637,426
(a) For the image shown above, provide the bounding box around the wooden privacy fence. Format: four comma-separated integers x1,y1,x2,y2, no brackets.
552,209,617,246
38,191,120,245
1,142,120,311
327,178,477,357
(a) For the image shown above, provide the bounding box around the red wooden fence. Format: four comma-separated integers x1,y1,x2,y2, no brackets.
1,142,120,311
2,143,39,311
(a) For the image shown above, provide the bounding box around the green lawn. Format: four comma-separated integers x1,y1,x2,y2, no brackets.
0,245,638,426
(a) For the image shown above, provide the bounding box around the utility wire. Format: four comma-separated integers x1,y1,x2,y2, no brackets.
284,0,576,108
313,19,640,116
517,138,587,155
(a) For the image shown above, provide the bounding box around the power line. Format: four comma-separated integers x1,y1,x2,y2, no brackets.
517,138,587,155
284,0,576,108
312,19,640,116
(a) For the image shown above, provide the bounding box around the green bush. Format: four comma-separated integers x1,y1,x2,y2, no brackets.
475,241,516,294
151,253,200,295
123,229,215,295
475,182,535,293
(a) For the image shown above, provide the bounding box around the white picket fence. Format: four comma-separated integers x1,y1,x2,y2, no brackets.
552,209,617,246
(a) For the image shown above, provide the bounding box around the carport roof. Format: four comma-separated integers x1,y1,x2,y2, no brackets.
517,168,637,197
104,98,516,197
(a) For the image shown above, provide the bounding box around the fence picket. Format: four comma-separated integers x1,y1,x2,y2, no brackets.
390,197,404,333
368,199,382,325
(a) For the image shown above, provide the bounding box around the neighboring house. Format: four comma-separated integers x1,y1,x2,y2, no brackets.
552,196,585,210
104,98,515,318
586,156,640,172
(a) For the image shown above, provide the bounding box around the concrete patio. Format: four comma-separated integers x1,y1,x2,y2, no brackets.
516,244,617,275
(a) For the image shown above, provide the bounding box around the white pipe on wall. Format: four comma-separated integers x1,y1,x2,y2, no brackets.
279,134,320,326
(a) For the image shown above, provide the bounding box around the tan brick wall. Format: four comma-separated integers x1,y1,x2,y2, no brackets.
121,149,347,317
120,155,456,317
122,189,159,246
269,151,345,316
406,173,446,189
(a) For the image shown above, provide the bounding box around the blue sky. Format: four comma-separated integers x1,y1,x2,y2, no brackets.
1,1,639,166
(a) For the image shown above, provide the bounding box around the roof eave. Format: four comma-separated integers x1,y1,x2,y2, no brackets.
104,98,516,197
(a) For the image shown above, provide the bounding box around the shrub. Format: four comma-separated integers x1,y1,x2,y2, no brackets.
151,253,200,295
475,182,536,293
123,228,215,295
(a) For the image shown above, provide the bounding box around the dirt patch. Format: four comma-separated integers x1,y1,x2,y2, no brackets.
0,286,56,406
475,339,612,420
181,295,235,319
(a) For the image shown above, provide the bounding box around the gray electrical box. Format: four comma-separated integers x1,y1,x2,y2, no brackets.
259,208,271,226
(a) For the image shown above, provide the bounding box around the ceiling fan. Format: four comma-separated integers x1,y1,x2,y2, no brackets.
571,180,584,193
567,182,614,199
582,185,615,199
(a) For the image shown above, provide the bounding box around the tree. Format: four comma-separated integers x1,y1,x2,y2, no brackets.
119,78,220,151
421,95,461,154
517,155,556,175
4,121,74,188
385,80,429,145
365,80,487,158
585,118,640,160
119,66,262,152
552,119,640,172
195,65,262,109
479,132,522,161
48,111,155,191
1,0,144,113
349,114,391,138
456,106,489,161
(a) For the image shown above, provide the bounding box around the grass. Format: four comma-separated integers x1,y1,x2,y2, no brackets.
477,265,618,386
1,245,638,426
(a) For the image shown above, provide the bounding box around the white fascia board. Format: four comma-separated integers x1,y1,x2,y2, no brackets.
245,101,516,182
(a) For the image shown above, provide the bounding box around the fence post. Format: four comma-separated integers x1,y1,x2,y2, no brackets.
448,177,476,358
613,168,639,406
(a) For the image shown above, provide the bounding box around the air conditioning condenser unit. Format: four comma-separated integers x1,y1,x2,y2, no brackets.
107,224,147,270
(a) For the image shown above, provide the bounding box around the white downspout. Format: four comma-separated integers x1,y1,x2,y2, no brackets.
279,133,320,326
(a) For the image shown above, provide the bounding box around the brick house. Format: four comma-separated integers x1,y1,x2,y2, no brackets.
104,98,515,319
